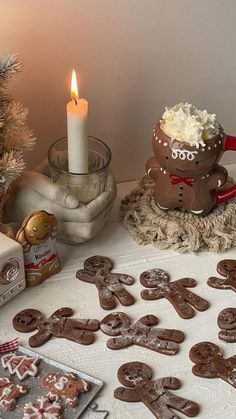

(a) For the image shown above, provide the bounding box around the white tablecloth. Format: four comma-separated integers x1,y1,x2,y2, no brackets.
1,174,236,419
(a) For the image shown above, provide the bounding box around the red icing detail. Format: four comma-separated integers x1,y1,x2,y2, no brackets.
169,174,196,187
38,408,45,413
224,135,236,151
216,184,236,204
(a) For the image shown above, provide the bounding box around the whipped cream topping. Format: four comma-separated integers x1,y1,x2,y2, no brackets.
160,103,220,147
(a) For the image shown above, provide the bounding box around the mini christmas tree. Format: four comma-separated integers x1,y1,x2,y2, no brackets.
0,53,35,184
0,53,35,232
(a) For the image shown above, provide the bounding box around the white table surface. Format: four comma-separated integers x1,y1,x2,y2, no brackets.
1,171,236,419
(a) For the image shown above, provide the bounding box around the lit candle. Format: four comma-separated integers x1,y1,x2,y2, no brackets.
67,69,88,173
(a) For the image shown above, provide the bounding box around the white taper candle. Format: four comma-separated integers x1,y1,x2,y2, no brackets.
67,70,88,173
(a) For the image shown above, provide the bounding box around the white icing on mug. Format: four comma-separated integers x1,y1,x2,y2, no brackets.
171,148,198,161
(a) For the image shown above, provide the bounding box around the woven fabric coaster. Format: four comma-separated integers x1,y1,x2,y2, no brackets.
120,175,236,253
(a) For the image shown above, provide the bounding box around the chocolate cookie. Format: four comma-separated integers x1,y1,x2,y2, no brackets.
208,259,236,293
13,307,100,347
0,377,27,411
100,312,184,355
189,341,236,389
42,373,90,407
217,308,236,343
114,361,199,418
140,268,209,319
76,256,135,310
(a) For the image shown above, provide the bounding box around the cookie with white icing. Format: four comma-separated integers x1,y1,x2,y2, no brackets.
0,377,27,411
42,373,90,407
2,353,39,380
23,397,63,418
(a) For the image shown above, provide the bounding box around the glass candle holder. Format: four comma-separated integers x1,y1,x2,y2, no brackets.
48,136,111,204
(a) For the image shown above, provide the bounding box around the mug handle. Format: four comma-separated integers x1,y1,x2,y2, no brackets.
216,184,236,204
216,134,236,203
224,135,236,150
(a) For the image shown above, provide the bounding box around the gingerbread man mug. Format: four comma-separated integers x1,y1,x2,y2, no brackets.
147,103,236,216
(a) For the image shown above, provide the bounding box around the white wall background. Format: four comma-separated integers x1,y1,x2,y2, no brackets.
1,0,236,181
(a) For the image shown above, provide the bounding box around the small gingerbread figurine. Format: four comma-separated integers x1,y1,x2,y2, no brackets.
16,210,61,286
189,341,236,389
147,103,236,216
100,312,185,355
140,268,209,319
208,259,236,293
217,308,236,343
13,307,100,347
76,255,135,310
114,361,199,418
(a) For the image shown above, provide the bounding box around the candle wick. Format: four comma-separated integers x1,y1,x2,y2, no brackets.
72,96,78,106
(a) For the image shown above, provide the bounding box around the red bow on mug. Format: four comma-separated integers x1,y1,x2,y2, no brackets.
169,174,196,187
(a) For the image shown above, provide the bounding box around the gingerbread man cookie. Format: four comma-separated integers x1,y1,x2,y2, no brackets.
208,259,236,293
0,377,27,411
140,268,209,319
189,341,236,389
217,308,236,343
13,307,100,347
114,362,199,419
42,373,90,407
76,256,135,310
101,312,185,355
23,397,63,418
2,353,39,380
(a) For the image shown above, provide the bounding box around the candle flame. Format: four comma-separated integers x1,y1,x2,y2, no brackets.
71,69,79,105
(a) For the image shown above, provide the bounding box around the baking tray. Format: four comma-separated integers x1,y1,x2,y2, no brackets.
0,345,104,418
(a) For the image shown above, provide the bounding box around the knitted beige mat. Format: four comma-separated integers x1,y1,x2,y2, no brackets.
120,175,236,253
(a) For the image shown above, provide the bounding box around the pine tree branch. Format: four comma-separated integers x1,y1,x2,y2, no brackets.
0,102,35,151
0,54,22,86
0,151,25,178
